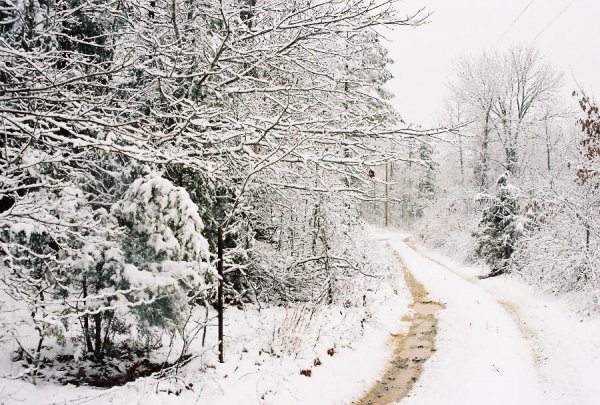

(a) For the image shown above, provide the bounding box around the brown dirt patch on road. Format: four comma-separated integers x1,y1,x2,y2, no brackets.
354,247,443,405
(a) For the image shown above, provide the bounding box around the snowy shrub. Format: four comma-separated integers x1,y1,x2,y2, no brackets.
0,170,216,368
512,205,600,306
246,189,370,304
0,184,112,366
510,95,600,309
413,186,480,262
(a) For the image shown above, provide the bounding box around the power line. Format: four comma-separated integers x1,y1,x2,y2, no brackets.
533,0,577,41
492,0,536,49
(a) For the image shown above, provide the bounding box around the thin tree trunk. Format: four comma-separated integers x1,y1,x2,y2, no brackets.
94,313,102,361
23,0,35,50
458,133,464,184
320,225,333,304
506,147,517,175
545,116,552,171
149,0,156,19
456,105,464,184
586,224,590,249
171,0,180,39
101,312,113,356
201,304,209,347
384,162,389,227
82,277,93,353
217,226,224,363
389,162,394,225
372,176,376,222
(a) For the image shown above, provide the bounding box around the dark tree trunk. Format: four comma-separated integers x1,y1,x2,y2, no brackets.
82,277,94,353
94,313,102,361
217,226,224,363
149,0,156,19
479,106,492,190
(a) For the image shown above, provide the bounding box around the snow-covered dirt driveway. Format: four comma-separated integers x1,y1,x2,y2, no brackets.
376,232,600,405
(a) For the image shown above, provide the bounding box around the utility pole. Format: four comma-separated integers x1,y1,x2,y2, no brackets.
217,225,224,363
384,162,389,227
389,162,394,225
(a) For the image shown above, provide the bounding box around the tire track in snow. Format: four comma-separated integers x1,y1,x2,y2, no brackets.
354,246,443,405
403,238,476,283
497,300,545,368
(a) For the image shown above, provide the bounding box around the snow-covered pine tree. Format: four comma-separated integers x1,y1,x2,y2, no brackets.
111,171,216,341
474,172,524,276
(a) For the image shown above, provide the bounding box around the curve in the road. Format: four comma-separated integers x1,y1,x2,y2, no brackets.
392,235,544,405
403,237,544,372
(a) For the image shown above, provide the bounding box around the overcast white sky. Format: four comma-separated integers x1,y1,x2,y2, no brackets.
384,0,600,127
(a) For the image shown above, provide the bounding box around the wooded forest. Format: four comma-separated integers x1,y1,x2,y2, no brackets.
1,1,599,404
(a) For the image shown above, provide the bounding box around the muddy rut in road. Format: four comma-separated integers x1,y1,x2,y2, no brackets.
354,246,444,405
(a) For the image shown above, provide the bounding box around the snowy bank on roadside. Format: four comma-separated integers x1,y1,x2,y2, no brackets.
0,228,411,405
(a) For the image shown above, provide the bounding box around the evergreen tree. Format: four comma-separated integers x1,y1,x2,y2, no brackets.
474,172,524,276
417,142,437,203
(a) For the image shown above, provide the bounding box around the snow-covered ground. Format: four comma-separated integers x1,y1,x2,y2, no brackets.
387,232,600,405
3,230,600,405
0,231,412,405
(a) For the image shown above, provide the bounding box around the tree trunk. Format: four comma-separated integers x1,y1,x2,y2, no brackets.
149,0,156,20
586,224,590,249
384,162,389,227
93,313,102,361
217,226,224,363
506,147,518,175
456,105,464,185
545,117,552,171
458,132,464,184
82,277,93,353
23,0,35,49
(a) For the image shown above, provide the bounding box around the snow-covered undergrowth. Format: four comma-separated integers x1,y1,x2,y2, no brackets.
412,187,480,263
415,201,600,313
509,185,600,311
413,176,600,313
0,228,411,405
